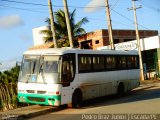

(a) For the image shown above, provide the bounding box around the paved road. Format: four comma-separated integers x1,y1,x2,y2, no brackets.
30,84,160,120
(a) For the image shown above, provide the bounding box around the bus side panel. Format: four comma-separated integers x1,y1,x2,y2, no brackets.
60,58,139,105
74,70,132,101
61,87,73,105
127,69,140,90
60,75,80,105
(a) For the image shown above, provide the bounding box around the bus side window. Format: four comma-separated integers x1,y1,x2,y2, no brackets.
61,54,75,86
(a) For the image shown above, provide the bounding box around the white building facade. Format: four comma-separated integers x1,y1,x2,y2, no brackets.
32,26,49,46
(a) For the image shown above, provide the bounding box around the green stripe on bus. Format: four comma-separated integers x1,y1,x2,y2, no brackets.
18,93,61,106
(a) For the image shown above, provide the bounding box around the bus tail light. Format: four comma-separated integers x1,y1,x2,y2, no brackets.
56,91,60,95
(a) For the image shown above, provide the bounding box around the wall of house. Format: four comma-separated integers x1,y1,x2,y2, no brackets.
78,30,104,49
78,29,158,50
32,26,50,46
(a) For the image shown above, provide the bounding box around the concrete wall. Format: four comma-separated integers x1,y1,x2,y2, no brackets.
78,29,158,50
32,26,50,46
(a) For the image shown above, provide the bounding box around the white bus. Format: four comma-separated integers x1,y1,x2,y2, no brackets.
18,48,140,108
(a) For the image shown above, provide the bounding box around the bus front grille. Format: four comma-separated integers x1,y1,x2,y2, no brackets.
27,97,45,102
37,91,46,94
26,90,35,93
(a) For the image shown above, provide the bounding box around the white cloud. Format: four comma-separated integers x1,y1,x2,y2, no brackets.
0,14,24,29
0,57,21,71
84,0,105,13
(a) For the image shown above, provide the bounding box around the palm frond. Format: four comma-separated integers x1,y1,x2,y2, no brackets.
40,30,52,36
43,37,53,43
43,9,89,47
70,9,76,26
74,28,86,36
45,17,50,25
55,9,66,28
74,17,89,30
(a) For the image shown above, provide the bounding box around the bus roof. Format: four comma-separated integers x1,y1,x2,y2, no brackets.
24,48,138,56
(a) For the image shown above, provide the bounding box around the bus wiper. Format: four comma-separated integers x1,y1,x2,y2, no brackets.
39,65,47,84
32,63,35,73
25,74,33,83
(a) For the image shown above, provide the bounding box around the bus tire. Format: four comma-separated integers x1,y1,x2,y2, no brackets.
117,83,124,98
72,89,82,108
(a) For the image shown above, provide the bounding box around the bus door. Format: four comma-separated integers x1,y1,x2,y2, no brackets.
61,53,76,104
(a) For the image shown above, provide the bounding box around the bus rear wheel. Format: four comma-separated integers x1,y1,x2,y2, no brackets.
72,89,82,108
117,83,124,97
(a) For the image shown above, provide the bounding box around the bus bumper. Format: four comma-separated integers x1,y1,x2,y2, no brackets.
18,93,61,106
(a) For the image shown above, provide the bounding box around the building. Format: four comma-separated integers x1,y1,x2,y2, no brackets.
32,27,158,49
32,26,50,46
77,29,158,50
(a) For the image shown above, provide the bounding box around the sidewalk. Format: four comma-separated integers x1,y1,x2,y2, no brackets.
0,105,65,120
140,79,160,84
135,79,160,91
0,80,160,120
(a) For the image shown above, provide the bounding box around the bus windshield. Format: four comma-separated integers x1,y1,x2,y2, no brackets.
39,56,59,84
19,55,60,84
19,55,40,83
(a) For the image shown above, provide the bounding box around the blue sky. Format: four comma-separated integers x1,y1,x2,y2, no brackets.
0,0,160,68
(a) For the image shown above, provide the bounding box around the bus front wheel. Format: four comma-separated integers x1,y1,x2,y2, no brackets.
72,89,82,108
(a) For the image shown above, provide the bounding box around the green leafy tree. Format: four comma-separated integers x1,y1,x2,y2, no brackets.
41,9,89,47
0,65,20,111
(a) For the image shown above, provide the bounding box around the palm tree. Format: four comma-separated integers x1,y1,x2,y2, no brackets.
41,9,89,47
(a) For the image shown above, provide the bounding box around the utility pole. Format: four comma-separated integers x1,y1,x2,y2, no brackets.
105,0,114,50
48,0,58,48
63,0,74,48
128,0,144,81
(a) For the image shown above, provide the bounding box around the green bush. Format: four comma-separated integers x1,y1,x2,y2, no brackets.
0,66,20,111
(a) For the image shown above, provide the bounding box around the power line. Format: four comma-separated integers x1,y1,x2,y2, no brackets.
112,19,134,28
0,0,106,8
110,0,120,9
111,8,134,23
0,0,156,31
0,4,48,13
0,0,48,6
0,4,152,31
110,8,152,30
138,0,160,13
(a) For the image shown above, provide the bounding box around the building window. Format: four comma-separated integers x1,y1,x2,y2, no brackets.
124,39,135,42
114,39,119,44
95,40,99,44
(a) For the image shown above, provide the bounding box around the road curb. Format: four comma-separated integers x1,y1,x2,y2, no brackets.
17,107,62,120
1,105,66,120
